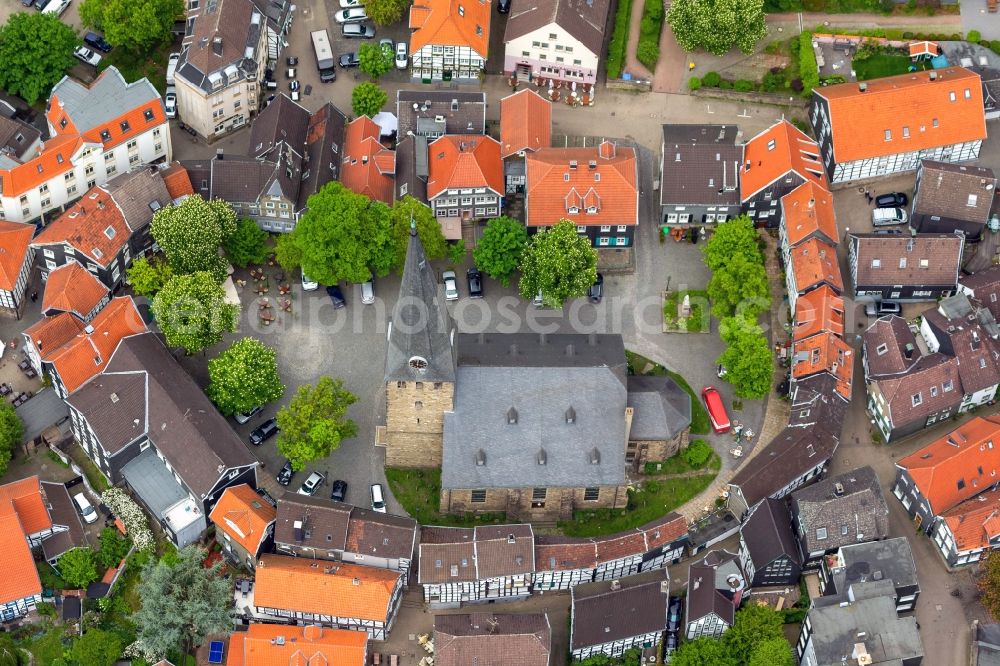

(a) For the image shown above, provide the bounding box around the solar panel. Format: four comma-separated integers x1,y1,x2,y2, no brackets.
208,641,224,664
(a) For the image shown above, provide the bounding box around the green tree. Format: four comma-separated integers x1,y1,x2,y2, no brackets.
126,255,174,298
748,638,795,666
670,637,738,666
448,239,466,266
518,220,597,308
702,215,761,272
351,81,388,118
95,527,130,569
979,551,1000,620
473,216,527,287
59,548,99,589
0,634,18,666
133,546,233,659
276,377,358,472
667,0,766,56
0,404,23,477
718,316,774,399
390,196,449,268
723,604,785,657
707,253,770,319
79,0,184,53
358,42,391,80
151,272,239,355
207,338,284,416
275,232,303,272
69,629,123,666
151,195,238,283
223,218,269,268
0,13,78,105
364,0,409,25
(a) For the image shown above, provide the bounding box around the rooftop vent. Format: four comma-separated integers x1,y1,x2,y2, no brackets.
610,580,621,591
475,449,487,466
565,406,576,424
536,448,547,465
507,407,518,424
859,82,867,92
834,482,845,496
589,448,601,465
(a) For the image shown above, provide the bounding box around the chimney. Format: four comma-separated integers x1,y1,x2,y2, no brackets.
904,343,914,359
216,148,224,160
929,70,937,81
834,482,845,496
624,406,634,441
858,82,868,92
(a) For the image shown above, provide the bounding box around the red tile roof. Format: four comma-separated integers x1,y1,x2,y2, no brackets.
789,238,843,294
525,143,637,228
0,221,34,292
781,181,837,247
741,120,825,201
209,484,276,558
791,331,853,400
535,538,598,571
408,0,491,57
897,415,1000,514
42,261,109,320
227,623,367,666
341,116,395,205
500,89,552,158
814,67,986,163
23,311,86,355
0,477,48,606
0,134,84,198
939,485,1000,554
161,163,194,199
793,285,845,342
0,476,52,535
32,186,129,267
909,41,939,58
427,135,504,200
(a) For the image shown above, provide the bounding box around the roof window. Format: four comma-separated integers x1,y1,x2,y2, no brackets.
104,226,116,239
912,392,922,407
100,129,111,141
968,194,978,207
871,259,881,268
767,139,775,151
144,109,155,122
816,527,827,540
876,343,888,356
457,4,464,14
902,126,910,138
884,129,891,141
949,91,957,102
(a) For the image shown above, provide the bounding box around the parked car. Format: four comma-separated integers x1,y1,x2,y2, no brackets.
234,405,262,424
667,597,682,633
701,386,731,434
588,273,604,303
289,80,300,92
533,290,543,308
21,0,35,8
335,6,368,22
42,0,71,17
395,42,408,69
342,22,376,38
84,31,113,53
166,52,179,85
249,418,278,445
665,632,679,654
297,472,325,496
339,52,360,68
442,270,458,301
330,479,348,502
875,192,908,208
361,277,375,305
301,272,318,291
286,55,298,66
339,0,362,6
872,207,907,227
370,483,387,513
286,67,296,78
467,269,483,298
864,300,902,317
276,460,294,486
164,90,177,119
73,492,98,524
326,285,347,309
73,46,102,67
291,90,301,102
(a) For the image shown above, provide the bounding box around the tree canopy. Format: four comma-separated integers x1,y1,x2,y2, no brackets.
79,0,184,53
473,216,528,287
223,218,269,268
151,195,237,283
671,605,790,666
276,377,358,472
702,215,762,272
151,271,240,355
70,629,123,666
207,338,284,416
718,316,774,399
352,81,387,118
707,252,770,319
364,0,409,25
59,547,99,589
671,637,738,666
518,220,597,308
358,41,391,80
126,255,174,298
391,196,448,268
980,551,1000,620
747,638,795,666
667,0,767,56
0,13,78,105
0,403,23,477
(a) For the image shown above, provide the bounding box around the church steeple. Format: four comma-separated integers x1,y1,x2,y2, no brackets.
385,221,456,383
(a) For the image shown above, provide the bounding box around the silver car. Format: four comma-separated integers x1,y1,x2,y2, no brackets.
361,277,375,304
297,472,325,496
442,270,458,301
335,6,368,22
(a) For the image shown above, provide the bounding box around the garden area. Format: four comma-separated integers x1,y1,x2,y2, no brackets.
663,289,709,333
851,40,930,81
625,350,710,435
636,0,665,71
605,0,632,78
384,468,505,528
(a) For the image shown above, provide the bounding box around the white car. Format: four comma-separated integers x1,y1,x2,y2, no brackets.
395,42,408,69
301,272,318,291
335,6,368,22
339,0,363,6
164,90,177,119
442,270,458,301
297,472,325,496
73,46,102,67
166,52,180,85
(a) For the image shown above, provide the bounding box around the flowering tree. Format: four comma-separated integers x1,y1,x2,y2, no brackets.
150,195,237,283
207,338,284,416
101,488,155,552
667,0,766,56
518,219,597,308
151,271,240,355
276,377,358,471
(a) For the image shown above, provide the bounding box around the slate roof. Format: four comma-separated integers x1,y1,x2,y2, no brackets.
418,525,534,584
685,550,743,627
976,623,1000,666
16,387,69,444
921,295,1000,394
345,507,418,561
209,156,283,204
790,466,890,556
434,613,551,666
503,0,610,57
249,93,310,160
571,575,668,650
104,165,174,232
740,497,801,570
39,481,86,562
806,588,922,666
961,265,1000,321
394,135,429,203
832,537,919,592
862,315,917,376
913,160,996,233
499,89,552,158
300,103,348,209
0,114,39,160
740,119,825,202
659,124,742,207
274,494,351,551
626,375,691,440
534,513,687,572
178,0,261,93
396,91,486,138
850,233,964,289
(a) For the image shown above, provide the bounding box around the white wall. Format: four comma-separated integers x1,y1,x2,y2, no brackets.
503,23,599,84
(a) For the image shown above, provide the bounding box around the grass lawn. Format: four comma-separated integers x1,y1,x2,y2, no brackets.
854,55,919,81
663,290,709,333
27,626,67,665
67,443,109,493
385,468,505,527
99,41,173,94
559,475,716,537
625,350,710,435
37,562,65,593
644,451,721,476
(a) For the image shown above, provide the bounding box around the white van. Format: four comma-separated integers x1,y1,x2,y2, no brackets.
872,207,908,227
73,491,98,524
42,0,70,15
166,53,180,86
370,483,386,513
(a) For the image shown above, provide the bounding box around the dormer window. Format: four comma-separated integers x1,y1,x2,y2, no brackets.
507,406,518,424
912,392,922,407
59,118,67,129
565,406,576,424
458,4,464,14
568,206,579,214
586,206,597,214
144,109,155,122
100,129,111,141
120,120,130,133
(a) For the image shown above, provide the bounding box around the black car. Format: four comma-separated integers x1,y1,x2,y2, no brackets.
497,0,511,12
588,273,604,303
330,479,348,502
467,269,483,298
339,52,360,68
875,192,908,208
276,460,294,486
21,0,35,7
667,596,682,633
665,632,679,652
287,56,299,66
249,418,279,445
84,31,113,53
326,285,347,309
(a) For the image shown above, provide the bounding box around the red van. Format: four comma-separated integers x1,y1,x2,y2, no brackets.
701,386,731,434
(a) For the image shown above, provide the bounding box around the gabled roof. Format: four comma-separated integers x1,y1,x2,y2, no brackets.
418,525,535,583
341,116,395,205
626,375,692,440
39,481,86,562
790,331,853,400
790,238,842,294
435,613,551,666
685,550,743,627
273,494,350,551
896,415,1000,515
781,181,837,247
178,0,262,90
499,90,552,158
961,265,1000,321
0,477,48,606
909,40,939,58
427,135,503,199
872,353,962,430
850,233,964,289
0,133,85,197
740,119,825,202
793,285,845,342
104,166,175,232
740,497,801,570
525,143,638,227
921,295,1000,394
0,115,40,160
23,311,86,357
160,163,195,200
248,93,310,160
862,315,917,376
813,67,987,163
659,124,742,208
913,159,997,233
534,513,687,572
0,476,52,535
502,0,610,57
571,575,669,649
209,484,276,557
300,103,348,210
345,508,418,561
790,466,890,555
939,484,1000,554
254,554,401,622
226,623,367,666
41,261,109,320
409,0,491,57
33,186,130,268
0,221,34,291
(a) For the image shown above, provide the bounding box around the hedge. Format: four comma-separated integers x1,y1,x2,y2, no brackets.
605,0,633,78
968,30,982,42
799,32,819,96
688,76,702,90
636,0,664,70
